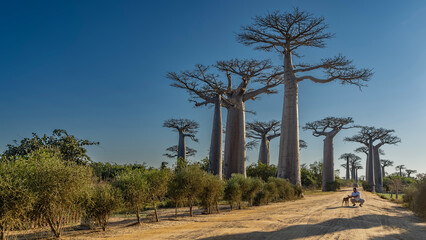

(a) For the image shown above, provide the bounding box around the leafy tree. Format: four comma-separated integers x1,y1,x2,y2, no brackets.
246,162,277,182
244,178,264,206
91,162,146,182
145,169,171,222
113,169,147,224
0,159,34,240
3,129,98,165
26,148,92,238
199,174,224,214
224,174,244,210
178,165,206,216
85,183,121,231
301,164,317,188
268,177,295,200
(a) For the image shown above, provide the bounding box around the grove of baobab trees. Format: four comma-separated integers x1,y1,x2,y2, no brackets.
303,117,354,191
339,153,361,181
169,60,283,178
246,120,308,165
237,8,373,184
163,119,199,161
346,127,400,192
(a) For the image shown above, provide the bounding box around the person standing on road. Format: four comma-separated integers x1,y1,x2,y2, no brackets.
349,187,365,207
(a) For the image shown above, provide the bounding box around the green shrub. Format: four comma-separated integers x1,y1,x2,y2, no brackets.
325,181,340,191
26,148,92,238
361,181,373,192
0,159,34,239
246,163,277,182
245,178,264,206
145,169,171,222
224,174,244,210
413,180,426,218
199,174,224,214
85,183,121,231
113,169,147,224
268,177,295,200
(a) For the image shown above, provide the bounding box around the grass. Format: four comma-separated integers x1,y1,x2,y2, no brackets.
376,192,404,203
303,189,335,195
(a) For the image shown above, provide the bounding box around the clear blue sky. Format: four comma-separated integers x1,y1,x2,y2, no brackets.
1,0,425,176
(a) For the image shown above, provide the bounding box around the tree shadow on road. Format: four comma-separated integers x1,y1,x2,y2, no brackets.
199,214,426,240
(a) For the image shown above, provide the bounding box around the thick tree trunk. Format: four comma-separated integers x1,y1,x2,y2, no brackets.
209,95,223,178
355,169,358,183
278,52,301,185
374,146,383,193
177,131,186,161
346,157,350,180
258,136,270,165
367,141,376,192
322,135,335,191
224,96,246,178
351,165,356,180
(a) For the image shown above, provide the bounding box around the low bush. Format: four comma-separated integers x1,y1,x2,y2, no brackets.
325,181,340,191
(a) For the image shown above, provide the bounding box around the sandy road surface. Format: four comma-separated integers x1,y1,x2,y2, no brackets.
58,189,426,239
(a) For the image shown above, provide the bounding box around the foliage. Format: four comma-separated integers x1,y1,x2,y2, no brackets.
324,181,341,191
402,179,426,218
199,174,224,214
92,162,146,182
246,162,277,182
113,169,147,224
300,162,322,189
26,148,92,238
145,169,171,222
85,183,121,231
224,174,244,210
268,177,295,200
244,178,264,206
177,165,206,216
3,129,98,165
0,159,34,239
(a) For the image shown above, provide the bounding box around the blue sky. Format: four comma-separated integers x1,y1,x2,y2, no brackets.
1,0,426,176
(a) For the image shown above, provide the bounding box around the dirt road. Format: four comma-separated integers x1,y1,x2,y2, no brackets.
68,189,425,240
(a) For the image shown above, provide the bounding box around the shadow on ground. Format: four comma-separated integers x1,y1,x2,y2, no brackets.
200,214,426,240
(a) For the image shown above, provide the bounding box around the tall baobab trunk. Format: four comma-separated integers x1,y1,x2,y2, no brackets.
367,141,375,192
177,131,186,160
322,135,335,191
373,146,383,193
355,169,358,183
278,52,301,185
209,95,223,178
351,166,356,180
258,135,270,165
382,165,385,178
224,95,246,178
346,157,350,180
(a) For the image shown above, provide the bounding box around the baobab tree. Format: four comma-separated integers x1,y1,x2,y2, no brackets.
303,117,354,191
246,120,307,165
163,119,199,162
163,145,197,159
339,153,360,181
395,165,405,177
167,65,228,178
238,8,372,184
246,120,280,165
380,159,393,177
345,127,399,192
406,169,417,178
354,164,363,183
349,156,362,180
355,146,384,175
216,59,282,178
